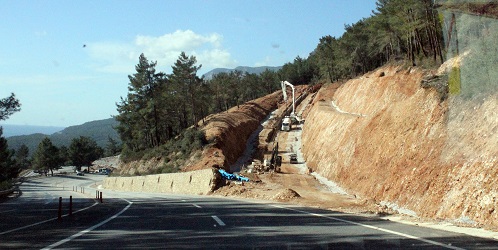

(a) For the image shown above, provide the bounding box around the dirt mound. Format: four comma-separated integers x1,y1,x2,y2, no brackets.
185,91,283,171
273,188,301,201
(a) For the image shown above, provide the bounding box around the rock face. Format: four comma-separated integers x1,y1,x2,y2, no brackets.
302,65,498,229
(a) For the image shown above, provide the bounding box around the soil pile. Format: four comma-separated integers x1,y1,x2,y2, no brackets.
186,91,283,171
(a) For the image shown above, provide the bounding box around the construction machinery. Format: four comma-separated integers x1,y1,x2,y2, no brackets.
281,81,302,124
281,81,296,117
281,116,291,131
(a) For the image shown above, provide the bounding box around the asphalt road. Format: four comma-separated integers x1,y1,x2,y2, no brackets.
1,173,497,249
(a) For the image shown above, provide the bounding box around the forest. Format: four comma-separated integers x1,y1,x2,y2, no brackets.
114,0,446,166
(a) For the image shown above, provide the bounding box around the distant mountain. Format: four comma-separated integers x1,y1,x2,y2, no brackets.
0,124,65,137
202,66,282,80
6,118,120,156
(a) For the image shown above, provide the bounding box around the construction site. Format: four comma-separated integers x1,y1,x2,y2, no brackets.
101,54,498,239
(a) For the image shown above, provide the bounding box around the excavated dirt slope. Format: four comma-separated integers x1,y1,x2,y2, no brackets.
186,91,283,171
302,65,498,230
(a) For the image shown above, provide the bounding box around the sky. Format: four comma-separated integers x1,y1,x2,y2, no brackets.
0,0,377,127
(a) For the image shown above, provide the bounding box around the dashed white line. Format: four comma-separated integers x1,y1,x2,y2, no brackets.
271,205,465,250
0,209,17,214
193,204,202,208
212,216,226,226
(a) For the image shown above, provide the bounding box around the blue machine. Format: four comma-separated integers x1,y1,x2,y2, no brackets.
218,169,250,182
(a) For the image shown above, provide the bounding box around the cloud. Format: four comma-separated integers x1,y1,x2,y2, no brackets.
87,30,236,74
255,56,272,67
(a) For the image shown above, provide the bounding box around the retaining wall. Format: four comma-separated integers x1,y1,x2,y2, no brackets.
103,168,218,195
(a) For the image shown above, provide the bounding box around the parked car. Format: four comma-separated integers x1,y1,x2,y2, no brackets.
76,171,84,176
290,154,298,164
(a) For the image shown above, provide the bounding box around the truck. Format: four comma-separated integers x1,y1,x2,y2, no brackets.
281,116,291,131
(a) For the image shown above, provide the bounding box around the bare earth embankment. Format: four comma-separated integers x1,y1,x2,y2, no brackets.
107,63,497,239
302,65,498,231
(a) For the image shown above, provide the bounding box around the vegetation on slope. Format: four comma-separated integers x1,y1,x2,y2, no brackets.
114,0,448,174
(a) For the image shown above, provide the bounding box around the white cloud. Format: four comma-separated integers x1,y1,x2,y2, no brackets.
87,30,236,74
255,56,272,67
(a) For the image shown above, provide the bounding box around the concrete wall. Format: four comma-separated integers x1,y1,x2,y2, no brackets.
103,168,217,195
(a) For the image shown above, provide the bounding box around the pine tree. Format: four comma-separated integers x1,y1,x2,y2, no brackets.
68,136,103,172
14,144,31,170
169,52,203,128
0,93,21,183
32,137,62,176
116,53,167,151
0,128,18,182
0,93,21,121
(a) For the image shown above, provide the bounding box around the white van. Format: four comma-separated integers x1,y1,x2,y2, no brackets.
281,117,291,131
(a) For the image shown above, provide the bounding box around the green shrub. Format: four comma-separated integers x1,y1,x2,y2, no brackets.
121,128,207,175
448,66,461,95
0,180,12,191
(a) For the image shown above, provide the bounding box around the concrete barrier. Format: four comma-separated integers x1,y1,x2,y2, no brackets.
103,168,217,195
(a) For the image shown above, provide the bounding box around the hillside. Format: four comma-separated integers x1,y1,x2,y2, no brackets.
0,125,64,137
302,64,498,230
105,60,498,231
115,90,286,175
7,118,120,155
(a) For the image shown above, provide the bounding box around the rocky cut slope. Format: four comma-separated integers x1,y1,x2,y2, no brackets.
302,64,498,230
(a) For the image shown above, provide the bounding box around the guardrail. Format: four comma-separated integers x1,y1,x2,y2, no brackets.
0,186,17,197
0,177,24,198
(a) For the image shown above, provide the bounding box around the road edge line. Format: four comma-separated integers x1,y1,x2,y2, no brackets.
271,204,465,250
0,201,99,236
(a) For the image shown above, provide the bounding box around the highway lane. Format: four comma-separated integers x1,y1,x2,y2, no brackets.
1,174,497,249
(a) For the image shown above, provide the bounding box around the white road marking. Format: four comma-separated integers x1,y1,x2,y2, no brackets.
212,216,226,226
192,204,202,208
41,199,133,250
271,205,465,250
44,193,55,205
0,201,98,236
0,209,17,214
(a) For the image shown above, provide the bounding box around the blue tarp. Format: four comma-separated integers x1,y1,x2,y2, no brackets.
218,169,250,182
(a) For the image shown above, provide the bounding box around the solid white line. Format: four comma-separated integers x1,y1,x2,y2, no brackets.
0,201,98,236
44,193,55,205
41,199,133,250
0,209,17,214
271,205,465,250
212,215,226,226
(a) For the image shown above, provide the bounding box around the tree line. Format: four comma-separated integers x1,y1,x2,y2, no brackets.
308,0,444,83
1,94,120,189
117,0,446,164
1,0,448,180
115,52,286,162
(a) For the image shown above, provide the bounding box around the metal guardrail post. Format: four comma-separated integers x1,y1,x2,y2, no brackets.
69,196,73,216
58,197,62,221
